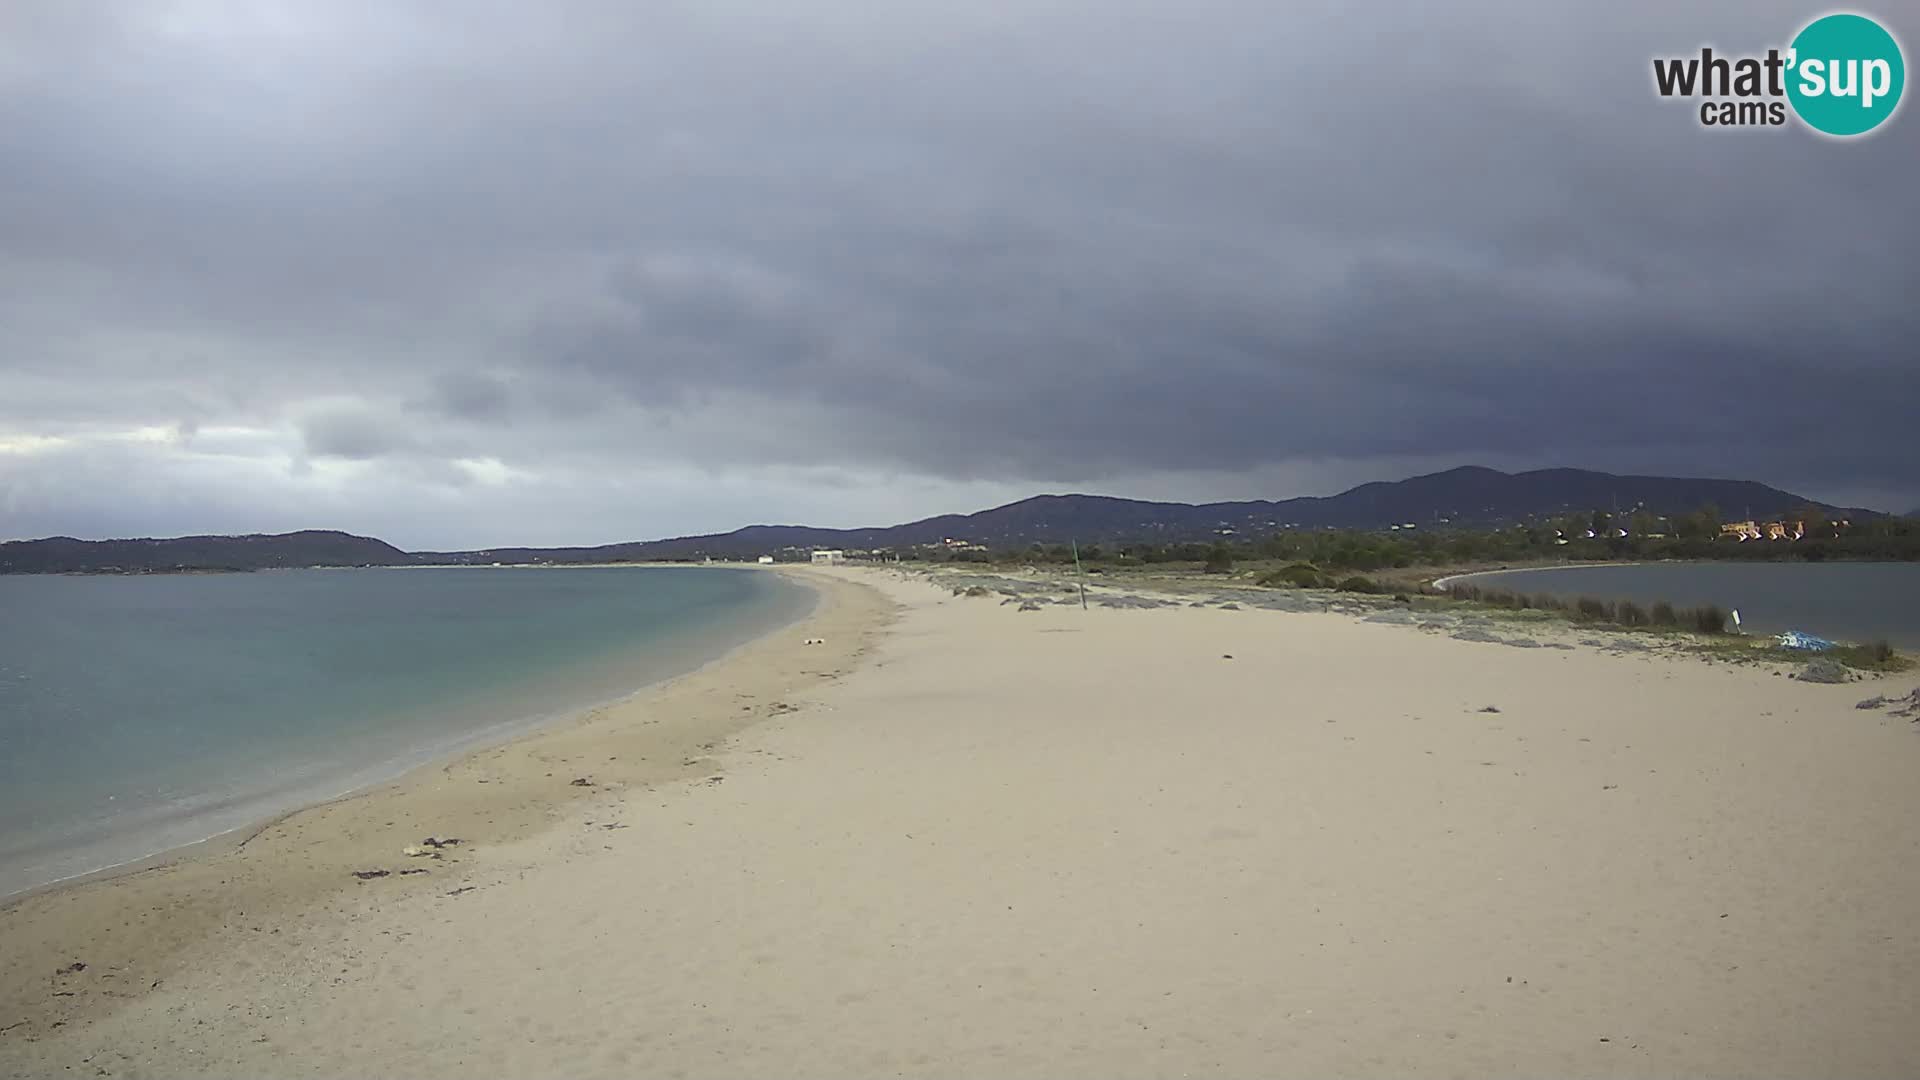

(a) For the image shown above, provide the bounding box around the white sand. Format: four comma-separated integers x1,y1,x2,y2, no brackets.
5,567,1917,1078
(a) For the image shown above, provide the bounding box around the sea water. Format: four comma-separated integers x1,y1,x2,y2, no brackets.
0,566,812,897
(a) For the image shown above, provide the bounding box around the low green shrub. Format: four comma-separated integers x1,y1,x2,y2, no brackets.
1575,596,1614,621
1831,639,1905,671
1260,563,1328,589
1689,604,1728,634
1441,581,1736,641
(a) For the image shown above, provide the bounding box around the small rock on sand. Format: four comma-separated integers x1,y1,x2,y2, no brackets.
1796,659,1854,684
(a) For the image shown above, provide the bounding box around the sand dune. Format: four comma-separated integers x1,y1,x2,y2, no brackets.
5,567,1918,1078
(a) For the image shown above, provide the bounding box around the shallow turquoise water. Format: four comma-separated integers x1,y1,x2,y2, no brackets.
0,566,811,896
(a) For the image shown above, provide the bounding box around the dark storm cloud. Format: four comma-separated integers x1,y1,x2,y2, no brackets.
1,0,1916,545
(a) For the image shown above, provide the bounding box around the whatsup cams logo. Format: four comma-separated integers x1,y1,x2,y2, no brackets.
1652,11,1905,136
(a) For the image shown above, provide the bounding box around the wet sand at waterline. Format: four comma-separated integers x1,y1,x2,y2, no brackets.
5,567,1918,1078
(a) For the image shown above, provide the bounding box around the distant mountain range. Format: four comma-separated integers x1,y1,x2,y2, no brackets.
0,466,1873,573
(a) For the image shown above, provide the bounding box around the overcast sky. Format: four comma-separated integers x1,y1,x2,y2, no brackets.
2,1,1915,548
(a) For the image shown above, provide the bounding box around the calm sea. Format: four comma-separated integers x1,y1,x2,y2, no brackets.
0,567,811,898
1446,562,1920,649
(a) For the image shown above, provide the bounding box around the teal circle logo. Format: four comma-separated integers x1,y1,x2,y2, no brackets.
1786,13,1905,136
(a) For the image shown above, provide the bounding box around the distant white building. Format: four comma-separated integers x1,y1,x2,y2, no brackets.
810,549,846,565
757,555,775,565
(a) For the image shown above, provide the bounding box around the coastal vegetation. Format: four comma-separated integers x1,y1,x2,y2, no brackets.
1689,636,1911,674
1202,543,1235,574
910,509,1917,672
934,558,1914,675
930,508,1920,571
1441,581,1732,635
1423,582,1908,673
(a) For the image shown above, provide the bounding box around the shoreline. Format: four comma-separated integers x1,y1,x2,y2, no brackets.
6,560,774,578
1428,560,1645,589
0,567,896,1041
1430,556,1920,590
0,568,817,905
6,565,1912,1076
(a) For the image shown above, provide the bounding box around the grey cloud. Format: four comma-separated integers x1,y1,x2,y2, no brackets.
299,407,415,461
419,372,515,423
1,0,1915,546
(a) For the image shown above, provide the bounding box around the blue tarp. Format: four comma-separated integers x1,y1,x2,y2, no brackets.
1777,631,1836,652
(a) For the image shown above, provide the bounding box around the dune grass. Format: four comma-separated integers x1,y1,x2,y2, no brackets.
1441,582,1907,672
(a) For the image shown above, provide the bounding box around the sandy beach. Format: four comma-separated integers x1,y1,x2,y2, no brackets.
4,566,1918,1078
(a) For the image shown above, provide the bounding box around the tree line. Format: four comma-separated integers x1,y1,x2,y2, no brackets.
901,506,1920,571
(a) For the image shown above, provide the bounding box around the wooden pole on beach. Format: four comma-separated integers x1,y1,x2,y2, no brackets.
1071,539,1088,610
